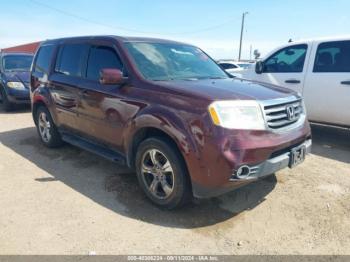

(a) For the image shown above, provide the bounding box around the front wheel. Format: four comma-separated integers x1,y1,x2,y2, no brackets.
36,106,63,148
0,88,13,111
135,137,191,209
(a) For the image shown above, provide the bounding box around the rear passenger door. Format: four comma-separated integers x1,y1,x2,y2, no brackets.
77,42,126,150
258,44,309,93
50,42,89,132
303,40,350,126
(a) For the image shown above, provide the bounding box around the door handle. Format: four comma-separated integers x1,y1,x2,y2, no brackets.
285,79,301,84
340,81,350,85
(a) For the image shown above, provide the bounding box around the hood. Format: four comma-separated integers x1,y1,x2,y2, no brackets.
2,71,30,86
157,78,298,102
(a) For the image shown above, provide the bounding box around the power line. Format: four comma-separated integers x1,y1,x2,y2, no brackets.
29,0,238,36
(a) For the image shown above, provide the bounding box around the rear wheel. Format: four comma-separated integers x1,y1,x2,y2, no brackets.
36,106,63,148
135,137,191,209
0,88,13,111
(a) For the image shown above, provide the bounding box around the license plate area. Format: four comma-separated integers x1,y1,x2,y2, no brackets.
289,144,306,168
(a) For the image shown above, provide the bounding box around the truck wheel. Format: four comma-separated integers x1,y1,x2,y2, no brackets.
0,88,13,111
135,137,191,209
36,106,63,148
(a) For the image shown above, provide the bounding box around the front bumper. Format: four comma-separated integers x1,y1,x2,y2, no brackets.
229,139,312,181
192,139,311,198
6,88,30,104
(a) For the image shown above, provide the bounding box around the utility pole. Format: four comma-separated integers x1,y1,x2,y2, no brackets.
250,45,252,61
238,12,248,61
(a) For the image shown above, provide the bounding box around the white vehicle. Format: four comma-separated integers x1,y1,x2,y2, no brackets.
240,37,350,127
218,61,254,76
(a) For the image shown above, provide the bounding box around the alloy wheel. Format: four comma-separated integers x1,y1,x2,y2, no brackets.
38,112,52,143
141,149,175,199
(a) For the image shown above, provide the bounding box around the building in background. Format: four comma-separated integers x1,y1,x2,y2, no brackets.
1,42,41,53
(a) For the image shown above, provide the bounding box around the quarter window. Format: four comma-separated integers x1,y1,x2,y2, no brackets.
264,44,307,73
313,41,350,72
34,45,54,74
55,44,89,77
86,46,123,81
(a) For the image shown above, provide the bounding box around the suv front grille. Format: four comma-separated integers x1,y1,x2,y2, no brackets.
264,99,303,129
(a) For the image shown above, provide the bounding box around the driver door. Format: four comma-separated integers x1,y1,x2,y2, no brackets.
257,44,309,94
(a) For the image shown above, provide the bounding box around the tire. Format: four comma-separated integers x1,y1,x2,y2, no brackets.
35,106,63,148
135,137,192,209
0,88,14,112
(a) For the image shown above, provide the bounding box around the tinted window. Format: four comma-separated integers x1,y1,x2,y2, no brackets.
86,46,122,81
313,41,350,72
264,44,307,73
219,63,238,70
3,55,33,71
34,45,54,74
55,44,88,77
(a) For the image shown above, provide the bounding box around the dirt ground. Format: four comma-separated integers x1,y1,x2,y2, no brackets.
0,108,349,255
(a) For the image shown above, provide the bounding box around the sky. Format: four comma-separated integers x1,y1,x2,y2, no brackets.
1,0,350,59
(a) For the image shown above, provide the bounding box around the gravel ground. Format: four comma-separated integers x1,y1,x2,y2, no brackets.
0,108,349,255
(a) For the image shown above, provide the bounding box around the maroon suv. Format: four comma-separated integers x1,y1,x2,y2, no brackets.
30,36,311,209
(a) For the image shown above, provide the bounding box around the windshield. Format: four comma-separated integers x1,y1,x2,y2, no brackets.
2,55,33,71
125,42,228,81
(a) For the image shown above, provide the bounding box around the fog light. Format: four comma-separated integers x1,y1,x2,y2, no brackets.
236,165,251,179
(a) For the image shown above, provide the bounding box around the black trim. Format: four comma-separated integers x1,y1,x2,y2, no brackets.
285,79,301,84
60,131,126,165
340,81,350,85
269,137,311,160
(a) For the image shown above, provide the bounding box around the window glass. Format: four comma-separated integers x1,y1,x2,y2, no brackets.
3,55,33,71
125,42,228,81
313,41,350,72
55,44,88,77
264,44,307,73
219,63,238,70
86,46,122,81
34,45,54,74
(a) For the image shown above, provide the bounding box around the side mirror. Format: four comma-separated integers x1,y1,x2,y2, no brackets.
255,61,264,74
100,69,126,85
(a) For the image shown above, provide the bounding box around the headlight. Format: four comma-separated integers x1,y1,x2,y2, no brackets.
301,99,307,115
7,81,25,90
208,100,266,130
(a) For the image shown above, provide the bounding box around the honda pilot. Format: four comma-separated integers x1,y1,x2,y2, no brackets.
30,36,312,209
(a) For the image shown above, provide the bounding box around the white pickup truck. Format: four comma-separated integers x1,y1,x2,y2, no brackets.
240,37,350,127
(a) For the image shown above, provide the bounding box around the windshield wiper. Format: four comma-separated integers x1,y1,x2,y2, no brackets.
207,76,228,79
194,76,228,80
151,76,227,81
151,78,175,81
176,78,199,81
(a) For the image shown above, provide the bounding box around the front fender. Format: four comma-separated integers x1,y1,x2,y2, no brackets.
123,105,199,167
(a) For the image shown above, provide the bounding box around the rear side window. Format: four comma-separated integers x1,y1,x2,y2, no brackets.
264,44,307,73
55,44,89,77
313,41,350,72
33,45,54,74
86,46,123,81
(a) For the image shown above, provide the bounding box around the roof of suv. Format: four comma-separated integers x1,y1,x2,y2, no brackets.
42,35,190,46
